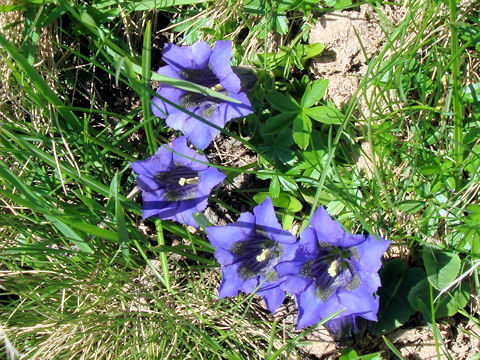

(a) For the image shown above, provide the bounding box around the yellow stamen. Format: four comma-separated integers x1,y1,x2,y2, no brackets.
256,248,270,262
211,84,224,92
179,177,199,186
327,260,340,277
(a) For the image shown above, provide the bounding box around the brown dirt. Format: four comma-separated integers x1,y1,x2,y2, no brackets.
309,4,405,110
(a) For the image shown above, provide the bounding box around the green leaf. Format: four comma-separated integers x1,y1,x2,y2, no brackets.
293,113,312,149
265,91,299,112
253,192,302,213
303,42,325,61
263,112,297,134
408,278,469,320
301,79,329,108
370,260,425,334
339,348,358,360
281,213,294,230
397,200,425,213
274,13,288,34
269,176,281,199
304,105,343,124
423,246,461,290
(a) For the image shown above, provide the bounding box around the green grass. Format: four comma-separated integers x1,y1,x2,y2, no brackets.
1,0,479,358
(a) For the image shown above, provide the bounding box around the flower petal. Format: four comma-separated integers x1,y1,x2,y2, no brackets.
310,207,365,247
258,286,285,313
279,274,311,294
253,197,296,245
298,227,321,257
296,283,324,328
171,136,208,171
336,286,379,320
162,41,211,72
355,234,390,272
166,110,220,150
130,147,173,179
214,248,239,266
218,91,253,124
206,212,256,250
218,262,245,298
151,65,184,117
197,167,225,197
210,40,242,93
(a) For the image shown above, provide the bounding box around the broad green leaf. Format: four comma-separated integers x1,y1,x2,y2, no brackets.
281,214,294,230
303,42,325,61
263,112,297,134
253,192,302,213
301,79,329,108
370,260,425,334
274,13,288,34
423,246,461,290
339,348,358,360
269,176,281,199
293,113,312,150
265,91,299,112
304,105,343,124
408,278,469,320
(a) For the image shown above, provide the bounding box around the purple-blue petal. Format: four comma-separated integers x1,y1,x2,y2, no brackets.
151,65,184,117
130,147,173,178
336,286,379,320
279,274,311,294
210,40,242,93
218,91,253,123
206,212,256,250
296,283,324,328
166,109,220,150
171,136,208,171
218,262,245,298
214,248,239,266
355,234,391,272
253,197,296,245
298,227,321,257
197,167,225,197
162,41,211,72
258,286,285,313
310,207,365,248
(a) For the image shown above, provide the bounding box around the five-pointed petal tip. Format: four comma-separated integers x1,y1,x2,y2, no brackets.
130,136,224,228
151,40,255,149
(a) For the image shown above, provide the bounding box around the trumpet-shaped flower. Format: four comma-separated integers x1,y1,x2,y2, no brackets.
276,207,390,330
130,136,225,227
206,197,297,313
152,40,255,150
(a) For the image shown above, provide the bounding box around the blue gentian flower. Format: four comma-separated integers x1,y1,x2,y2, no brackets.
130,136,225,227
276,206,390,329
152,40,255,150
206,197,297,313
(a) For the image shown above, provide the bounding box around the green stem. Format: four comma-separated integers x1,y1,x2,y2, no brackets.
449,0,463,188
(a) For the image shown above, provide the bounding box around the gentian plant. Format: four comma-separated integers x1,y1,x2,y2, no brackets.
131,136,225,227
276,206,390,330
151,40,255,150
206,197,297,313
